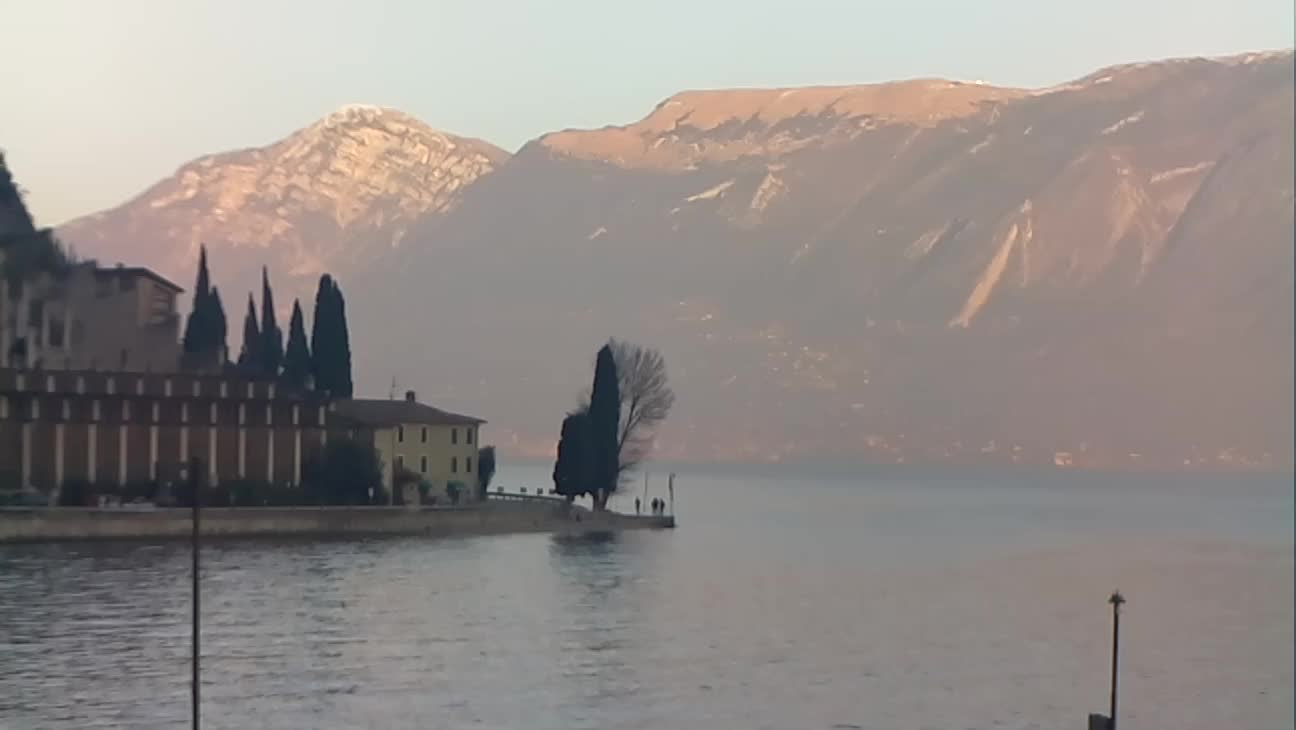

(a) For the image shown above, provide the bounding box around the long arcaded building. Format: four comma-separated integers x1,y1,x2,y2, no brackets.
0,367,330,491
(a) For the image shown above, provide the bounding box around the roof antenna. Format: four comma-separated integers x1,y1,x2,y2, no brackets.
389,376,397,400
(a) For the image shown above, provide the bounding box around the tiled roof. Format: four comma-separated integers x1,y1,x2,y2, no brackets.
333,398,485,427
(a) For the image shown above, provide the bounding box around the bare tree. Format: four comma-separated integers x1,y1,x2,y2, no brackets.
573,339,675,481
609,339,674,479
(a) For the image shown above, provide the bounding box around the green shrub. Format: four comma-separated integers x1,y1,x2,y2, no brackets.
58,479,93,506
302,439,383,505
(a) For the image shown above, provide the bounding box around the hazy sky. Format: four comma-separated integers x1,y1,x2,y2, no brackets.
4,0,1292,225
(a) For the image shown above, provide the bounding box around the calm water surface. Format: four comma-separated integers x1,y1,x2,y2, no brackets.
0,467,1290,730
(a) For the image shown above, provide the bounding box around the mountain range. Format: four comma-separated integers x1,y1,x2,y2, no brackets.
55,50,1295,470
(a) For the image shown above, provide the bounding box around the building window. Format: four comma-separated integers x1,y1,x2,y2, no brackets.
420,427,427,443
46,375,55,392
61,399,70,420
31,398,40,419
122,400,130,421
75,376,85,394
420,456,427,473
106,377,116,395
151,402,160,423
136,378,144,395
265,404,272,425
192,380,201,397
267,384,276,399
246,382,254,398
220,382,228,398
467,428,474,445
451,428,458,445
210,403,218,424
292,405,299,426
164,379,172,397
395,455,404,471
450,456,458,473
1,396,7,419
238,404,246,425
48,318,64,348
181,403,188,423
466,457,473,474
397,425,404,443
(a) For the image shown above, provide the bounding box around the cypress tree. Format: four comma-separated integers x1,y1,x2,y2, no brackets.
310,275,335,394
182,246,212,356
310,274,354,398
259,267,283,378
333,280,353,398
238,294,261,373
282,299,311,390
587,344,621,509
553,411,593,502
210,286,227,365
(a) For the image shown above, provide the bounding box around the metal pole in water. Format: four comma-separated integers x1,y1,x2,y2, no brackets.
191,457,201,730
668,472,675,516
1109,591,1125,730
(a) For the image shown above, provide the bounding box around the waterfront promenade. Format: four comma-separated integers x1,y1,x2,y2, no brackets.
0,495,674,543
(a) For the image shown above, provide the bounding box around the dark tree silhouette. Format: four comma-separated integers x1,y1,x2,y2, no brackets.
333,281,353,397
259,267,283,378
309,275,331,389
477,445,497,500
553,411,594,502
209,286,227,363
310,274,354,397
302,439,384,505
180,246,227,369
281,299,311,390
0,153,73,287
609,339,675,479
587,344,621,510
237,294,260,373
181,246,211,355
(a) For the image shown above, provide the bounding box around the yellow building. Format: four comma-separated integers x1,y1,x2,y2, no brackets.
333,391,485,503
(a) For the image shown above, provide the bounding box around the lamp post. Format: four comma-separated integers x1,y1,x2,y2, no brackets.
1108,591,1125,730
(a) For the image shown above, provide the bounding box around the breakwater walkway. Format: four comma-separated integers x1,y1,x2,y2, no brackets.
0,496,674,543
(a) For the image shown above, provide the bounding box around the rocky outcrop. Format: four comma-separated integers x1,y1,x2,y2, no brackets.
539,80,1026,169
62,52,1295,469
365,50,1292,469
60,105,507,315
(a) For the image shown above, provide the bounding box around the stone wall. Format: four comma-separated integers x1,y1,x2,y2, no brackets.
0,503,674,543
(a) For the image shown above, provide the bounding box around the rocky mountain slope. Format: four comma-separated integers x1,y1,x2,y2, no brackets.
61,51,1294,469
60,104,507,314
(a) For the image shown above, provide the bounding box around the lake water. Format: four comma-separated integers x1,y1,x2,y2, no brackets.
0,465,1290,730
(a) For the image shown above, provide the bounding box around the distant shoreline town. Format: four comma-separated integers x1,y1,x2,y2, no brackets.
0,152,506,513
0,152,690,532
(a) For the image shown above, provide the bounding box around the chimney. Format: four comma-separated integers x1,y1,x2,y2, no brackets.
404,390,416,403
